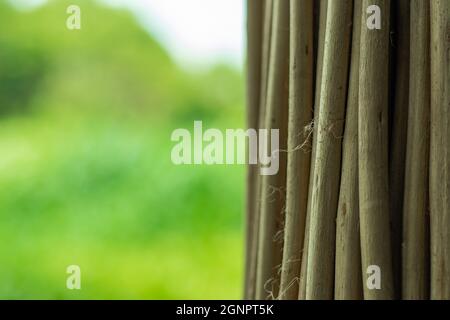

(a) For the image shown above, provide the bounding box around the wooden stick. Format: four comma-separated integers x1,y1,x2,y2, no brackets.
248,0,274,301
279,0,314,300
388,0,411,298
298,0,328,300
305,0,353,300
430,0,450,300
255,0,290,300
402,0,430,300
258,0,274,131
245,0,265,300
335,0,363,300
358,0,394,300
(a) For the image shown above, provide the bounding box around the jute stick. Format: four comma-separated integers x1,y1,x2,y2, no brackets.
335,0,363,300
255,0,290,300
248,0,273,301
245,0,264,300
298,0,328,300
358,0,394,300
279,0,314,300
258,0,274,131
305,0,353,300
402,0,430,300
430,0,450,300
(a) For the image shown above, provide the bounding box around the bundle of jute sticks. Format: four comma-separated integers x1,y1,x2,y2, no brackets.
245,0,449,300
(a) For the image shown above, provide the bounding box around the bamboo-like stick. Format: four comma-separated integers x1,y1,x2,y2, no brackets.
388,0,411,297
298,0,328,300
279,0,314,300
255,0,290,300
305,0,353,300
258,0,274,132
402,0,430,300
358,0,394,300
297,205,309,300
335,0,363,300
430,0,450,300
248,0,273,301
245,0,265,300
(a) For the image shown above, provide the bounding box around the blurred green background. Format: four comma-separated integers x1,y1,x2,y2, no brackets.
0,0,245,299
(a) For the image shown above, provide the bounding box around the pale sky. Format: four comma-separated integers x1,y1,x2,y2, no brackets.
10,0,245,68
102,0,245,68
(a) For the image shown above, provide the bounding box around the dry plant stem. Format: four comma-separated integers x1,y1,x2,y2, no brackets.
298,0,327,300
258,0,274,130
402,0,430,300
358,0,394,300
279,0,313,300
388,0,410,297
255,0,289,300
245,0,264,300
430,0,450,300
298,202,310,300
248,0,274,301
335,0,363,300
305,0,352,300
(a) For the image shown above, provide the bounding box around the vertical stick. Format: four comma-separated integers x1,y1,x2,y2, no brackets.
258,0,274,130
306,0,353,300
248,0,274,301
359,0,394,300
402,0,430,300
256,0,290,300
245,0,264,300
388,0,411,297
430,0,450,300
279,0,314,300
335,0,363,300
298,0,328,300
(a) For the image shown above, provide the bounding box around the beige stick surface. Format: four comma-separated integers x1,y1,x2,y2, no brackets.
430,0,450,300
245,0,265,300
298,0,328,300
358,0,394,300
402,0,430,300
279,0,314,300
335,0,363,300
255,0,290,300
306,0,353,300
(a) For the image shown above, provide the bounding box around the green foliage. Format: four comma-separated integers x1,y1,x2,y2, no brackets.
0,0,245,299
